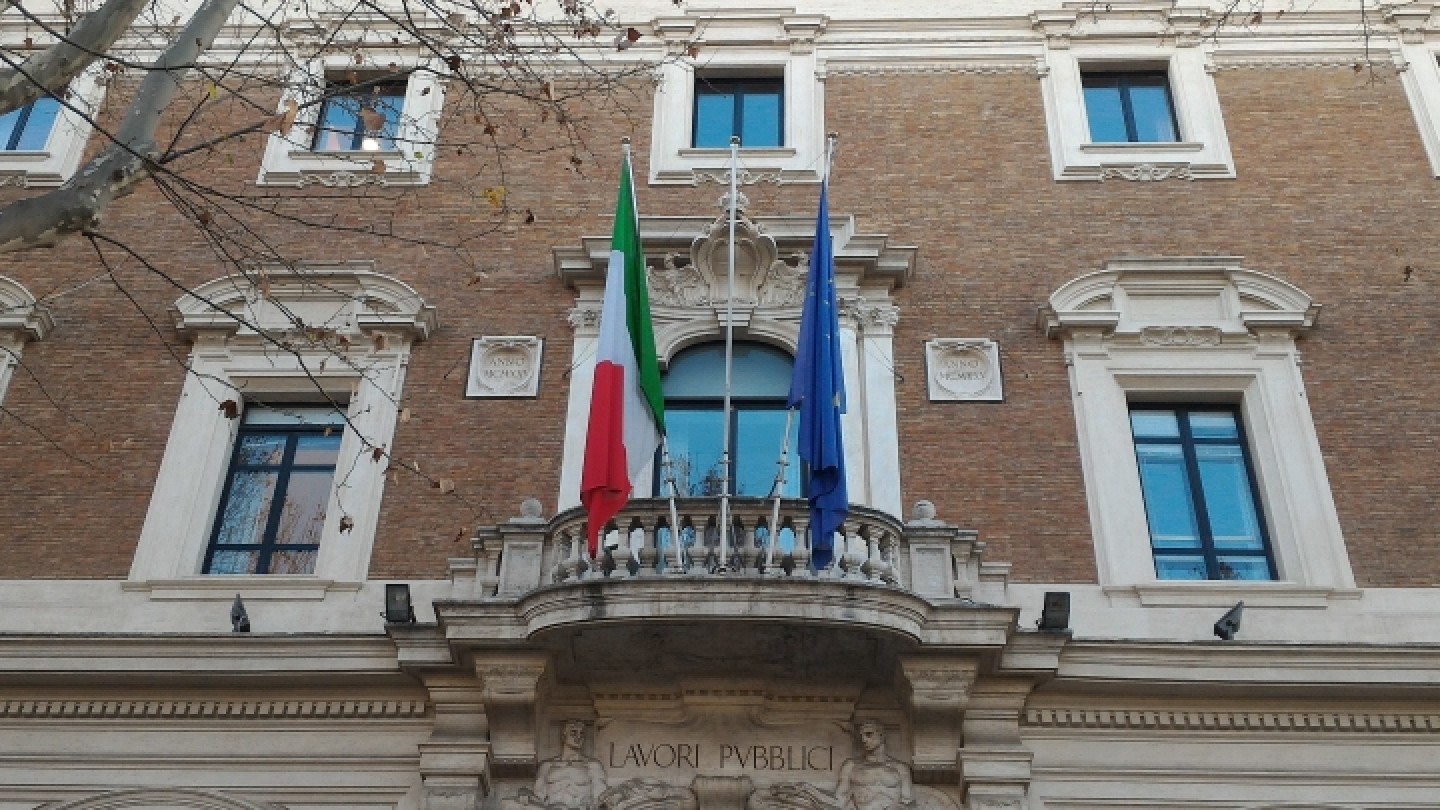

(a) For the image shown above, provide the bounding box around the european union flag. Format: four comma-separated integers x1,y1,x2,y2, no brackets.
787,178,848,570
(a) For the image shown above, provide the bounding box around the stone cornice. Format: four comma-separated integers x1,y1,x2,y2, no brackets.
0,697,428,720
1024,705,1440,733
0,634,407,680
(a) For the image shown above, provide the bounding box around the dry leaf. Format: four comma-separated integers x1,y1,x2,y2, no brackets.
22,37,33,50
400,407,412,423
219,400,239,419
483,186,506,208
524,209,536,224
279,99,298,135
626,27,641,42
447,55,463,72
687,45,700,59
371,159,386,174
207,82,218,100
374,333,389,350
371,445,385,462
360,107,385,132
353,52,364,65
438,478,456,494
258,272,271,298
483,123,497,136
339,515,355,533
196,208,212,225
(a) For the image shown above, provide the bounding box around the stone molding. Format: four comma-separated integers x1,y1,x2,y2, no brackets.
826,59,1042,76
1024,707,1440,733
0,698,427,720
36,788,285,810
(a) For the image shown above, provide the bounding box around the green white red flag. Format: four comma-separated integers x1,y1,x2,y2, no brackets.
580,151,665,554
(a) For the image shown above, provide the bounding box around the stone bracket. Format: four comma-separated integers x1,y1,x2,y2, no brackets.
898,654,978,783
960,678,1037,807
477,652,551,776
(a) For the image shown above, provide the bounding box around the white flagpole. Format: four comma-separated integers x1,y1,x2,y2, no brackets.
764,408,795,573
716,135,740,573
660,436,686,572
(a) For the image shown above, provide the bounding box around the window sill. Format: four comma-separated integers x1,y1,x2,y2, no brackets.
1080,141,1204,153
122,577,363,601
288,149,406,161
1104,582,1363,609
678,147,797,159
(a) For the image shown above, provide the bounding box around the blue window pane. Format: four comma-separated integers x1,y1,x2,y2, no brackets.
269,549,319,575
1216,557,1271,581
694,92,735,148
15,97,58,150
666,410,726,496
1154,555,1208,580
663,343,793,398
740,92,782,147
274,470,332,545
1135,443,1201,548
1083,84,1128,142
235,435,287,466
1195,445,1265,550
214,471,278,546
312,85,404,151
1128,83,1178,142
293,434,342,465
1130,409,1180,439
735,409,800,497
0,108,22,150
1188,411,1238,439
208,550,259,575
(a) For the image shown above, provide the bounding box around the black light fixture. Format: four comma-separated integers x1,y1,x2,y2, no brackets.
1037,591,1071,632
385,583,416,624
1213,601,1244,641
230,594,250,633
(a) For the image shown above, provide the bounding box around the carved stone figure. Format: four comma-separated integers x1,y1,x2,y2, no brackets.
756,253,807,307
648,253,708,307
505,720,608,810
747,721,916,810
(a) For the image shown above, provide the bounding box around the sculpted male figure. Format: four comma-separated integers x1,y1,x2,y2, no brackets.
509,720,607,810
832,721,916,810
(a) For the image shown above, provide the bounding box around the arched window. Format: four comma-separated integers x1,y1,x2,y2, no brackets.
659,342,801,498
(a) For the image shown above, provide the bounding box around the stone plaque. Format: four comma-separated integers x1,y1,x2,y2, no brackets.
468,336,543,398
924,339,1002,402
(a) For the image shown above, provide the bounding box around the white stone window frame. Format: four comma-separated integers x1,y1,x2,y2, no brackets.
649,11,827,185
127,262,436,600
257,56,447,187
1040,257,1355,605
1394,5,1440,178
0,65,106,189
0,275,55,403
1034,6,1235,182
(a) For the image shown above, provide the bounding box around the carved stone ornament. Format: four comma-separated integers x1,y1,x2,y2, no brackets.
1138,326,1223,347
924,339,1002,402
467,336,543,398
1099,163,1193,182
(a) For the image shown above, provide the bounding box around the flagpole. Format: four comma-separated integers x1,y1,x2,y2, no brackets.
764,408,794,574
716,135,740,573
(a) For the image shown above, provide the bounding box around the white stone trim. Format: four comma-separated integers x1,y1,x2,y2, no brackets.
648,9,827,185
129,262,436,588
1040,257,1354,591
0,274,54,406
1397,24,1440,177
1033,4,1235,182
256,57,447,187
0,65,105,188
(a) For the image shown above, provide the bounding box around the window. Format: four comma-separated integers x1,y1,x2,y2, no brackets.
130,263,436,593
311,80,406,152
0,67,105,187
257,59,447,187
0,96,60,151
204,406,346,575
1033,5,1235,180
660,343,800,498
1082,72,1179,143
1041,257,1355,600
692,77,783,148
647,10,826,184
1130,406,1274,581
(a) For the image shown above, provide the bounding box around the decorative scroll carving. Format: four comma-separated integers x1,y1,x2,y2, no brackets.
1098,164,1193,182
649,253,710,307
843,296,900,332
1138,326,1223,347
296,170,393,187
567,307,600,330
756,253,808,307
693,169,785,185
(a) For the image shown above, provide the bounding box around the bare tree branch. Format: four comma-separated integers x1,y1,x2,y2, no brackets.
0,0,243,252
0,0,151,114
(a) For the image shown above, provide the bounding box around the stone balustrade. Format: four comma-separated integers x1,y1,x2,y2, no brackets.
449,498,1007,603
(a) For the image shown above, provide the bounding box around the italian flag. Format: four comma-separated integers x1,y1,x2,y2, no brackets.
580,152,665,554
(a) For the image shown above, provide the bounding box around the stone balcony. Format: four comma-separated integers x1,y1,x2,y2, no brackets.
447,497,1012,605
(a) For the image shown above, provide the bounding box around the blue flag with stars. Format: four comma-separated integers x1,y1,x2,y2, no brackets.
787,177,848,570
